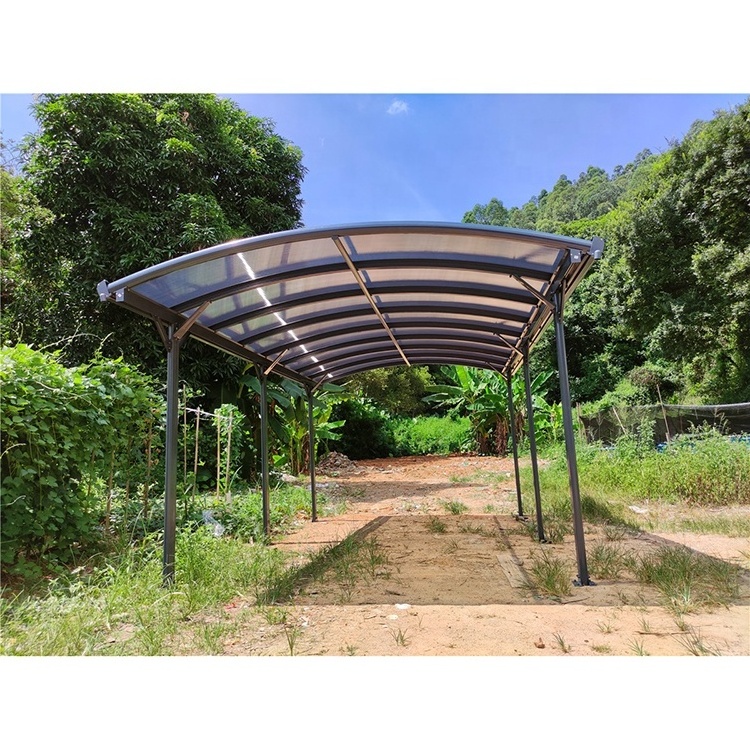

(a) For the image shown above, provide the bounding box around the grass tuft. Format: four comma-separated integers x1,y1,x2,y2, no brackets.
528,548,572,598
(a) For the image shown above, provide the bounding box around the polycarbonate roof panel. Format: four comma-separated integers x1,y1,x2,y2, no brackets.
98,222,603,386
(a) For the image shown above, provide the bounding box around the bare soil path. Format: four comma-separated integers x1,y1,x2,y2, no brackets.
222,454,750,657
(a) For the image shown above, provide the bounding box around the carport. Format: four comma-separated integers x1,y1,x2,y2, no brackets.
97,222,604,587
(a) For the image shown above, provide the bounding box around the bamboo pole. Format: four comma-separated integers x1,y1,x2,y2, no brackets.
144,417,153,518
192,408,201,510
105,449,115,535
183,393,188,485
224,409,233,503
216,413,222,503
656,383,671,444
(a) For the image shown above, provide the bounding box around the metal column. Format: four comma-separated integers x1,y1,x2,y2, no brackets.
505,373,524,518
523,349,546,543
260,374,270,537
553,287,591,586
306,387,318,522
163,325,180,585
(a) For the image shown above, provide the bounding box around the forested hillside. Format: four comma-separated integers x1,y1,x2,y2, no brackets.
464,98,750,406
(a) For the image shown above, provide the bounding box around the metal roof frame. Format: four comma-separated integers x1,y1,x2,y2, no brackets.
98,222,603,387
98,222,604,589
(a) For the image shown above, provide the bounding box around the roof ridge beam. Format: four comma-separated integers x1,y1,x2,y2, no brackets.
332,235,410,367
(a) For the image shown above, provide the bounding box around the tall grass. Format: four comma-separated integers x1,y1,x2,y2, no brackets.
0,529,291,655
0,482,326,656
520,429,750,535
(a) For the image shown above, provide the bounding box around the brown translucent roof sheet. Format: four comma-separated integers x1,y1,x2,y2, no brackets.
98,222,603,387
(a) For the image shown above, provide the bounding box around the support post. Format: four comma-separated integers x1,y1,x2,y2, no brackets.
163,325,181,585
553,288,591,586
505,373,525,518
306,386,318,522
260,373,270,537
523,349,546,542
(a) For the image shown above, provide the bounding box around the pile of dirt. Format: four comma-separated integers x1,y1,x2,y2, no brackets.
316,451,360,475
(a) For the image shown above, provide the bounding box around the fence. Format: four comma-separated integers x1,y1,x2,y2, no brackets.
579,402,750,446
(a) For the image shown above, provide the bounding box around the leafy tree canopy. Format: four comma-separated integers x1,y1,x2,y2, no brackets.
463,99,750,404
4,94,306,394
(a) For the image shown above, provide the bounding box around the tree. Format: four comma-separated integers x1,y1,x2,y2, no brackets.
342,366,434,416
462,197,510,226
4,94,306,395
615,100,750,400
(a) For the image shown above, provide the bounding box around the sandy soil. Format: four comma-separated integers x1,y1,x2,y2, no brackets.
219,454,750,657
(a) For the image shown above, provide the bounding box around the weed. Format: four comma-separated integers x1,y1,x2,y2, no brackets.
342,644,358,656
629,638,649,656
284,623,301,656
672,627,721,656
543,518,570,544
588,542,630,580
198,621,227,654
458,522,489,535
360,538,390,578
603,524,629,542
597,620,614,634
638,616,652,634
633,545,739,613
262,606,287,625
483,504,497,513
553,632,571,653
673,613,689,632
427,518,447,534
391,627,409,647
442,500,468,515
528,548,572,598
591,644,611,654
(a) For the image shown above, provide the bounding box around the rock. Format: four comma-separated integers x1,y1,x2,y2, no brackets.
535,638,545,649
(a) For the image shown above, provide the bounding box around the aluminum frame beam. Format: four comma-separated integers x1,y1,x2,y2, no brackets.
332,235,410,366
523,349,546,543
553,287,591,586
307,386,318,523
162,325,180,585
506,373,525,519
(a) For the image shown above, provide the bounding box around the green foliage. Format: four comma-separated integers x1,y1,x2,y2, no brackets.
329,397,398,459
1,344,161,574
632,545,739,612
463,197,510,226
466,100,750,406
216,484,314,543
533,427,750,509
0,528,291,655
343,366,434,416
390,415,473,455
424,365,552,455
4,93,305,394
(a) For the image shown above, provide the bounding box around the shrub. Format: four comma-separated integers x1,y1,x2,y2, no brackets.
328,398,398,458
1,344,161,575
390,415,473,455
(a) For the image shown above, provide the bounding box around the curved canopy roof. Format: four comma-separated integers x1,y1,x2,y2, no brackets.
98,222,603,388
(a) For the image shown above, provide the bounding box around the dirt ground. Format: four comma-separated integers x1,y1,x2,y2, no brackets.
220,454,750,657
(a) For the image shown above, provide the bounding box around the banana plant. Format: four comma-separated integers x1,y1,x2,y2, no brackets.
238,367,345,475
424,365,553,455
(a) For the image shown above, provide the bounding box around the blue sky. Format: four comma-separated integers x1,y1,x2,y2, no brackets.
2,92,747,229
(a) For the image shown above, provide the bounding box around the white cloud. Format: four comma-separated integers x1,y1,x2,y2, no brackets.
387,99,409,115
